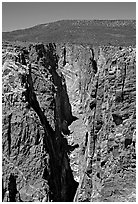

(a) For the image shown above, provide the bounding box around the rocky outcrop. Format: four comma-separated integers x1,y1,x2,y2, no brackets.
2,43,78,202
2,41,136,202
57,44,136,202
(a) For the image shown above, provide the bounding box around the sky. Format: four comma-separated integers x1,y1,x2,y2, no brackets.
2,1,136,32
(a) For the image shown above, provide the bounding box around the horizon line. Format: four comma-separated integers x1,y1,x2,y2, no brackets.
3,19,136,32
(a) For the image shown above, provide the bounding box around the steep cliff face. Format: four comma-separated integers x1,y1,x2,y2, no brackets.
2,42,136,202
2,43,78,202
58,44,136,202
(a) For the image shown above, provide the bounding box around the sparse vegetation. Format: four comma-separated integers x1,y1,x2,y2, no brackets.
2,20,136,46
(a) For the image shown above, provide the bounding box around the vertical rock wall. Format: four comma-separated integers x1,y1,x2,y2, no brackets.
2,43,78,202
58,44,136,202
2,42,136,202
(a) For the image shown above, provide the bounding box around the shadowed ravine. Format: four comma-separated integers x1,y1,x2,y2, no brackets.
2,42,136,202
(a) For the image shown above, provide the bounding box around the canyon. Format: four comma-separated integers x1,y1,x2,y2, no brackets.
2,41,136,202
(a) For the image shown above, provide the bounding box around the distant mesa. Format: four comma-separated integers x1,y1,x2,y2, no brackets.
2,20,136,46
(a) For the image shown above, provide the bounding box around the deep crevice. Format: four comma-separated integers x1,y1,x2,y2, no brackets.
7,113,12,157
23,44,78,201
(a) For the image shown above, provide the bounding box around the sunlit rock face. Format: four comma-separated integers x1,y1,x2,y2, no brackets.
2,41,136,202
2,42,77,202
58,44,136,202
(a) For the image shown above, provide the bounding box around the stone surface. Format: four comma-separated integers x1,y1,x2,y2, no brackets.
2,41,136,202
58,44,136,202
2,42,78,202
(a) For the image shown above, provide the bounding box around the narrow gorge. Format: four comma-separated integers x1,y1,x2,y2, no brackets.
2,42,136,202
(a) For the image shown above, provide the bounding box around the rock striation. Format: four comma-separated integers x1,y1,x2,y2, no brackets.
2,42,78,202
2,41,136,202
58,44,136,202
